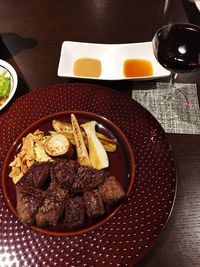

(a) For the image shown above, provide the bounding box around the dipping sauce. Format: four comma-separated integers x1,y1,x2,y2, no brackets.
73,58,101,78
123,59,153,77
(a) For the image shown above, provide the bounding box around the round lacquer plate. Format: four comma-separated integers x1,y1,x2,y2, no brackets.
2,110,135,236
0,83,176,266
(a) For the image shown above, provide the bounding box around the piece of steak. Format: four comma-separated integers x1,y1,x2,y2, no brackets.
35,188,68,227
98,176,125,205
16,185,46,225
83,190,105,219
17,162,52,189
64,196,86,229
72,165,107,193
50,159,78,190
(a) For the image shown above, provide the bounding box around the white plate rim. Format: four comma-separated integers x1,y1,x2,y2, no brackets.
57,41,171,81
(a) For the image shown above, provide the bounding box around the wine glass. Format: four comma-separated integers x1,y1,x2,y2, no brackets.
152,23,200,84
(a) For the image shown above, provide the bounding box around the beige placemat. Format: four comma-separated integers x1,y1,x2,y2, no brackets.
132,82,200,134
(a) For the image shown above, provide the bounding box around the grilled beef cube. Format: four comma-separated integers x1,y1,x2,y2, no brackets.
83,190,105,219
47,181,59,191
17,162,52,189
16,185,46,225
98,176,125,205
72,166,107,193
65,196,85,229
35,188,68,227
51,159,78,190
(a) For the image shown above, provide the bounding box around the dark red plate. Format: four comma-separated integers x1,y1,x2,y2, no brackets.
2,110,135,236
0,83,176,266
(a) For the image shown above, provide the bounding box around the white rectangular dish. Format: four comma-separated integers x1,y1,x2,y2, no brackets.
57,41,170,80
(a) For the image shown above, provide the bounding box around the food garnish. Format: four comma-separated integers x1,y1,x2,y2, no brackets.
81,121,109,170
71,113,92,167
9,130,44,184
52,120,75,145
34,136,53,162
44,132,73,157
0,71,11,99
52,119,117,152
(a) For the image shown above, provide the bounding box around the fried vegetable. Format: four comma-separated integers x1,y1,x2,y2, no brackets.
95,132,117,152
34,137,53,162
81,121,109,170
9,130,44,184
52,120,76,145
44,133,73,157
52,119,117,152
71,114,92,167
52,119,72,132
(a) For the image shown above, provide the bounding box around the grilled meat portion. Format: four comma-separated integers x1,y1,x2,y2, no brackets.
51,159,78,190
83,190,105,219
98,176,125,205
35,188,68,227
14,156,125,230
16,185,46,225
64,196,85,229
17,162,52,189
72,166,107,193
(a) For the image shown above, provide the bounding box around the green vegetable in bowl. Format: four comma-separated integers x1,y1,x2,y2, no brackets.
0,71,11,98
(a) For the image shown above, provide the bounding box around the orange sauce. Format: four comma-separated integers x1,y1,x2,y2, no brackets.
123,59,153,77
73,58,101,77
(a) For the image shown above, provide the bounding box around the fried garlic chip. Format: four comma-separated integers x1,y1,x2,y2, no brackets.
22,135,35,160
12,173,24,184
9,166,21,178
9,129,45,184
34,136,53,162
32,130,44,142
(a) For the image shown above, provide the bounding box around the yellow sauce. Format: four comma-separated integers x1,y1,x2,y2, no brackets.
123,59,153,77
73,58,101,78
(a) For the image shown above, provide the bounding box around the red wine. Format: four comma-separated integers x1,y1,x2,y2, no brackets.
152,23,200,73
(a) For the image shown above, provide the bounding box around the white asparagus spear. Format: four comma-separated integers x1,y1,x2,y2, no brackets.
81,121,109,170
71,114,92,167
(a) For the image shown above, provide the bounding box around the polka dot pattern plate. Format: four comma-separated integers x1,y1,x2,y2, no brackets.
2,110,135,236
0,83,176,266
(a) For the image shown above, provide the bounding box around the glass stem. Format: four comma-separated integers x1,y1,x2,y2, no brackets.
170,72,178,85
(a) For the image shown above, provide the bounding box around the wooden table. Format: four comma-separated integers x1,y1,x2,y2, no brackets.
0,1,200,266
